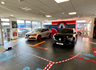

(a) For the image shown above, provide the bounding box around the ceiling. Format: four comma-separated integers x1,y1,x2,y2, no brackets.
0,0,96,21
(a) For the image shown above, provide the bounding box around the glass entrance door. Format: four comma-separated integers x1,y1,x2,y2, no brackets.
2,22,10,42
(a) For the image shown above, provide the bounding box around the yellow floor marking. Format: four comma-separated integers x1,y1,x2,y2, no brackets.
12,41,16,42
27,41,46,47
34,41,46,46
27,44,34,47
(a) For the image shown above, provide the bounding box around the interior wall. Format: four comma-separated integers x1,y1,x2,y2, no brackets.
0,19,4,45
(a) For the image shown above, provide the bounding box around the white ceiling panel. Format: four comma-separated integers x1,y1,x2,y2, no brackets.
0,0,96,21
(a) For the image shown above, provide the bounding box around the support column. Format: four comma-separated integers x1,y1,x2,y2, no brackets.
24,20,26,28
90,18,95,38
0,19,4,45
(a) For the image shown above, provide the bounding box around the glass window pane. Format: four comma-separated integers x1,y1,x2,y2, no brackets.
32,22,41,29
26,21,31,28
17,20,25,28
1,18,9,21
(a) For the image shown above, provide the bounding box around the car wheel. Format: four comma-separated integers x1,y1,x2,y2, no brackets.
37,35,41,41
53,43,56,46
49,33,52,38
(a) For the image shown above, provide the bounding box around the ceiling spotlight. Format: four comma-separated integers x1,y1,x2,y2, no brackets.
55,0,69,3
69,12,77,15
1,1,5,4
11,15,13,16
62,13,64,14
45,15,52,17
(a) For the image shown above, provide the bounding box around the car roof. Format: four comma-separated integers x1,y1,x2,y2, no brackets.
62,28,74,30
35,28,49,30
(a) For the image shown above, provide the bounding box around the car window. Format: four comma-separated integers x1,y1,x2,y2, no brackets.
58,29,73,33
46,29,49,31
33,29,42,32
41,29,46,32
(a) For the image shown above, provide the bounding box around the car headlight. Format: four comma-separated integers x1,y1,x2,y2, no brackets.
53,34,56,39
31,34,37,36
68,37,73,41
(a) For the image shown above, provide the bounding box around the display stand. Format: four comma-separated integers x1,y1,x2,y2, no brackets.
10,18,18,40
6,28,11,41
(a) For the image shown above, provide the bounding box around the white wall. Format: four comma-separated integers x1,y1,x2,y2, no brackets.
0,19,4,45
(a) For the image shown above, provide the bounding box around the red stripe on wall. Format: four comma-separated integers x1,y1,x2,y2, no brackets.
52,20,76,25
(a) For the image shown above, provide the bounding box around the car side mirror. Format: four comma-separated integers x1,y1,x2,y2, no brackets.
41,31,43,32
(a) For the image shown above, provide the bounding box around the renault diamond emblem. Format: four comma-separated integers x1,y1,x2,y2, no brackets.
59,38,61,41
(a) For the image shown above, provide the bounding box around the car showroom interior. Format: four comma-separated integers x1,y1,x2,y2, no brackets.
0,0,96,70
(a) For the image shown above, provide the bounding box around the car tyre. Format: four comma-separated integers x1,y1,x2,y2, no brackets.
49,33,52,38
37,35,41,41
53,43,56,46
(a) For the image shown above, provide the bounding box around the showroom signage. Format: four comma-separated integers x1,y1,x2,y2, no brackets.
10,20,18,39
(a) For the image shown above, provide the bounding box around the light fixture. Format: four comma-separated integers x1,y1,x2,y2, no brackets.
11,15,13,16
62,13,64,14
55,0,69,3
20,7,31,11
45,15,52,17
76,20,86,23
69,12,77,15
1,1,5,4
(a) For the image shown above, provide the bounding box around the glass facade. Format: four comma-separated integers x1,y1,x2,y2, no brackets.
26,21,31,28
17,20,25,28
17,20,42,37
32,22,41,29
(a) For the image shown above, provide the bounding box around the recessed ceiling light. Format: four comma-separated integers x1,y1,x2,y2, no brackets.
62,13,64,14
55,0,69,3
45,15,52,17
69,12,77,15
11,15,13,16
1,1,5,4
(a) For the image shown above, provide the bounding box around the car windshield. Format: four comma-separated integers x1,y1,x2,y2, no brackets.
58,29,73,33
32,29,42,32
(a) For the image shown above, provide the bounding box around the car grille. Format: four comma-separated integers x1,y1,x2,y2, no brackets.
26,35,30,37
55,36,67,42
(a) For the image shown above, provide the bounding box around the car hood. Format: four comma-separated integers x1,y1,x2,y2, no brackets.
26,32,40,35
54,33,75,37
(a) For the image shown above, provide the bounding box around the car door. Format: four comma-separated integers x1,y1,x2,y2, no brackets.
45,29,50,37
41,29,46,37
